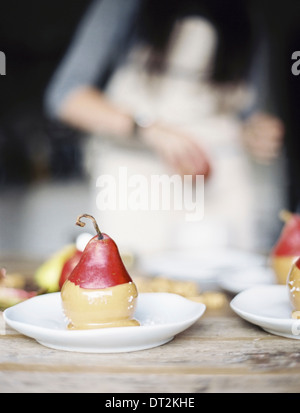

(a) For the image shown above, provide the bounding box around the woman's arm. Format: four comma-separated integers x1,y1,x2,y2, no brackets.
59,85,211,178
58,86,133,139
45,0,140,118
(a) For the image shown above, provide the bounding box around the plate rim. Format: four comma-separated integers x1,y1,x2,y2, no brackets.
230,284,294,328
3,291,206,337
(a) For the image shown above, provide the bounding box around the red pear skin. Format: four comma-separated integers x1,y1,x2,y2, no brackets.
59,250,83,290
272,214,300,257
67,234,132,289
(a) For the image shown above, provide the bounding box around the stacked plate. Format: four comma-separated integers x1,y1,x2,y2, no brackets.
138,247,273,292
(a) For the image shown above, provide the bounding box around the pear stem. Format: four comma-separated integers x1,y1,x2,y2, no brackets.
279,209,293,224
76,214,104,240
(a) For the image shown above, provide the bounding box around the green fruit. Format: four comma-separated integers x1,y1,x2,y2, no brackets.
35,245,77,292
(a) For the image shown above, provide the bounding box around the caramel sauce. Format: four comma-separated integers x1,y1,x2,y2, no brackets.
271,256,297,285
287,263,300,319
61,280,139,329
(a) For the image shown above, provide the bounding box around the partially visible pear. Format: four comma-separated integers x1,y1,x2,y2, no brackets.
287,257,300,319
59,233,93,290
59,250,82,290
35,244,77,292
270,210,300,284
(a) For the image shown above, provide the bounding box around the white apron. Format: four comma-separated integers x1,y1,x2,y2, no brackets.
84,17,285,255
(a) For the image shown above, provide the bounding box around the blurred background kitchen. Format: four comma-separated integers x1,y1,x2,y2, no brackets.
0,0,92,259
0,0,299,261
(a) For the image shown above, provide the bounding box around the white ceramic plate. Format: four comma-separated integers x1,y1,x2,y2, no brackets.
3,292,205,353
218,267,276,294
230,285,300,339
139,248,266,289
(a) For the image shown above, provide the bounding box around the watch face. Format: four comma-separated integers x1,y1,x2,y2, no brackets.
135,113,156,128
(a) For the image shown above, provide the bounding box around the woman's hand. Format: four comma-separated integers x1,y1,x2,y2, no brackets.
139,122,211,178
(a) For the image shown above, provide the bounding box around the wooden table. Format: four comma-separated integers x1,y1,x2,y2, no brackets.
1,258,300,394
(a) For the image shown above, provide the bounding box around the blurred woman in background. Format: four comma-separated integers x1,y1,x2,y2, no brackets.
45,0,285,254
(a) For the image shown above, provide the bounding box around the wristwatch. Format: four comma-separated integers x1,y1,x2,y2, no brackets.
132,112,156,139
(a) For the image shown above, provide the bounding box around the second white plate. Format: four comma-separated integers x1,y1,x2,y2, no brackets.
230,285,300,339
3,292,205,353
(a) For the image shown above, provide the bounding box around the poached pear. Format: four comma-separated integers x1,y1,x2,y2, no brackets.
287,257,300,319
270,211,300,284
61,214,139,329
